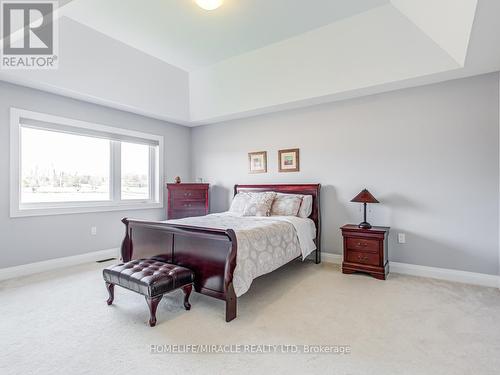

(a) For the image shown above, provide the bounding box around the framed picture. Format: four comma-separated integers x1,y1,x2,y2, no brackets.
278,148,300,172
248,151,267,174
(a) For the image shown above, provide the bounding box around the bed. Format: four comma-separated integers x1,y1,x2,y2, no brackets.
120,184,321,322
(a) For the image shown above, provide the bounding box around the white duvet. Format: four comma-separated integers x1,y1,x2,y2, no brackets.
165,212,317,296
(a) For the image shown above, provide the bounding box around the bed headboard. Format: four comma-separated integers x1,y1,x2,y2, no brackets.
234,184,321,256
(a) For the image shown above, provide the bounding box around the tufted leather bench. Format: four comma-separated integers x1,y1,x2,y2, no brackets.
103,259,194,326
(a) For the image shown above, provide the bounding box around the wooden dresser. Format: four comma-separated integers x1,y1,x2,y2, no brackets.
341,224,390,280
166,183,209,219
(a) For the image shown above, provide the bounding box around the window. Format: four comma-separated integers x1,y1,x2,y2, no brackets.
10,108,163,217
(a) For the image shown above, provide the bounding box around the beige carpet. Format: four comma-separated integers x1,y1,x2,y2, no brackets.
0,260,499,375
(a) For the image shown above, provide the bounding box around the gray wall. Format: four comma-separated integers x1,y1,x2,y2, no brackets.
0,81,191,268
191,73,500,276
3,74,499,275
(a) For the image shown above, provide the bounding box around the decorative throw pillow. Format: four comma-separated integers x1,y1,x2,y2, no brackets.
271,193,303,216
229,192,252,214
297,195,313,218
242,192,277,217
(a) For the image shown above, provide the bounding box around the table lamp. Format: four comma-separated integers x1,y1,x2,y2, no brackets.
351,189,379,229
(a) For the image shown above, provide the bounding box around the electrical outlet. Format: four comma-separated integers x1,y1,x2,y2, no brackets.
398,233,406,244
91,226,97,236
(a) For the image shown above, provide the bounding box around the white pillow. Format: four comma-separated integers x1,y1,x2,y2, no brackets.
298,195,313,218
268,193,313,217
229,192,252,214
271,193,303,216
242,192,277,217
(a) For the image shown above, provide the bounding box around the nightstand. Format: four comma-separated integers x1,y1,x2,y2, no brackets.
341,224,390,280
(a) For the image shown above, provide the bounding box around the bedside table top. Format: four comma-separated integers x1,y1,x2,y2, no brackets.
341,224,390,234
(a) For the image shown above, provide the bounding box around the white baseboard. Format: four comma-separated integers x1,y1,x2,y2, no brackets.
389,262,499,288
0,248,119,282
321,252,500,288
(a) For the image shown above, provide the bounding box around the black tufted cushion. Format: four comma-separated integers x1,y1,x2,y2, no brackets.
103,259,194,297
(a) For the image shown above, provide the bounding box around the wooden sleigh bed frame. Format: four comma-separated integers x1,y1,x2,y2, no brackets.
120,184,321,322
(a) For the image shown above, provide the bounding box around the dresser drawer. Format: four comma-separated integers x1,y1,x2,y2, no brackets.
172,200,207,210
172,189,206,200
346,237,379,253
345,250,380,266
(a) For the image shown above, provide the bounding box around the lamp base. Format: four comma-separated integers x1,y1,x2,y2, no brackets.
358,222,372,230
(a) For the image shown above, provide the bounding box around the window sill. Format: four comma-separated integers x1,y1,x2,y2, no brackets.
10,202,164,218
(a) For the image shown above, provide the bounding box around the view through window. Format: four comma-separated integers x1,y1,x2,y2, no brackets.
21,127,111,203
121,142,150,200
11,108,162,216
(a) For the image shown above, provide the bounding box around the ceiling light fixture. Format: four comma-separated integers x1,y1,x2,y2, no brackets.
195,0,223,11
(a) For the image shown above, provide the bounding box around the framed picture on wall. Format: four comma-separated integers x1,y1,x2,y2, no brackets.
278,148,300,172
248,151,267,174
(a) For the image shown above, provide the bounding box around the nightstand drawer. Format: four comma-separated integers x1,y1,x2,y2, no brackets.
346,237,379,253
345,250,380,266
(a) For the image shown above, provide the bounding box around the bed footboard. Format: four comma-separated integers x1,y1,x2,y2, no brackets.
121,218,238,322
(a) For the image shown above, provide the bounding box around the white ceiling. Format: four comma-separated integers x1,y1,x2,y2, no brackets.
61,0,389,71
1,0,499,126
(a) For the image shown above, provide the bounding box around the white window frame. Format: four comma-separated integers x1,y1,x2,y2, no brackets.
10,108,164,217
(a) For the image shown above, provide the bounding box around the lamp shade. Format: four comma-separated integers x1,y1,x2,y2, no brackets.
351,189,379,204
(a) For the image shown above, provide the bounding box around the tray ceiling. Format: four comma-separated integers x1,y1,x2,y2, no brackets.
1,0,497,126
61,0,389,71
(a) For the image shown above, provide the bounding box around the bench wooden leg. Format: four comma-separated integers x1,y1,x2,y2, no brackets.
105,282,114,305
182,284,192,310
145,295,163,327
